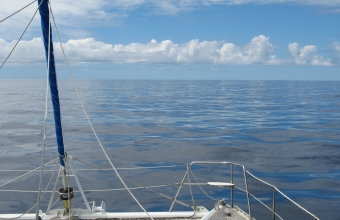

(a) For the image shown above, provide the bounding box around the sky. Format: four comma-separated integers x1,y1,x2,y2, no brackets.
0,0,340,80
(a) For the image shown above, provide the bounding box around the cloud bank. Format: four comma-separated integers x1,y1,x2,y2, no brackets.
287,43,333,66
0,35,335,66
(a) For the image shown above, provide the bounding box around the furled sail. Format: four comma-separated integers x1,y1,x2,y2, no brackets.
37,0,65,166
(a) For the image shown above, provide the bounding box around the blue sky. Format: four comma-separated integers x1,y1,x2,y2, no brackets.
0,0,340,80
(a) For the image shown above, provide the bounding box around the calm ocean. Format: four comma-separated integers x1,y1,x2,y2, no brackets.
0,80,339,219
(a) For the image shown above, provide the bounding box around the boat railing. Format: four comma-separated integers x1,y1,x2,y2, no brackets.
180,161,319,220
0,160,319,220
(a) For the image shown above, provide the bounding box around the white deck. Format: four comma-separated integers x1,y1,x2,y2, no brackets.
0,199,253,220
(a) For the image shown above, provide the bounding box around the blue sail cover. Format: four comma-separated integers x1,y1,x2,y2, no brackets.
38,0,65,166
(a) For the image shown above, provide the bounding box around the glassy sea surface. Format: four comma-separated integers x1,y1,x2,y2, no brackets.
0,80,339,219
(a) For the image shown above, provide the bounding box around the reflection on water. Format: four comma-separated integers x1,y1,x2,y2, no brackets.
0,80,339,219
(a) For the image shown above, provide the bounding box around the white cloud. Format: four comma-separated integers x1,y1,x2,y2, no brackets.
218,35,279,64
0,38,45,62
58,38,221,63
287,42,333,66
333,42,340,56
1,36,337,66
0,35,282,65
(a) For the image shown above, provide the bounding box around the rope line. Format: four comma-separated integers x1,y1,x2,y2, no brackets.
0,0,44,70
0,165,185,172
0,158,58,189
189,169,219,201
0,159,58,220
36,0,51,217
246,170,319,219
44,197,59,215
185,167,197,218
0,0,37,23
49,7,153,219
73,157,192,208
0,184,178,193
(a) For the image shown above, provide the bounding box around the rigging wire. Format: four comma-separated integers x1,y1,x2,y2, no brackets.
49,5,154,220
0,158,58,189
0,159,58,220
73,157,192,209
43,197,59,215
0,0,37,23
0,183,178,193
187,168,195,209
36,0,51,217
0,164,185,172
0,0,44,70
186,167,197,218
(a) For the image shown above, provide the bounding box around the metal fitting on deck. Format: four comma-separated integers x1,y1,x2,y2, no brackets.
58,187,74,201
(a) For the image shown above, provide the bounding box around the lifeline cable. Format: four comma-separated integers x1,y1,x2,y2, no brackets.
73,156,192,209
0,159,58,220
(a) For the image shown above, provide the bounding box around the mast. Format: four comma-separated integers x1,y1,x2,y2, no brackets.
37,0,65,167
37,0,73,213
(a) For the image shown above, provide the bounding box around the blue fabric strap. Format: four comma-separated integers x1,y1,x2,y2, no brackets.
38,0,65,167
